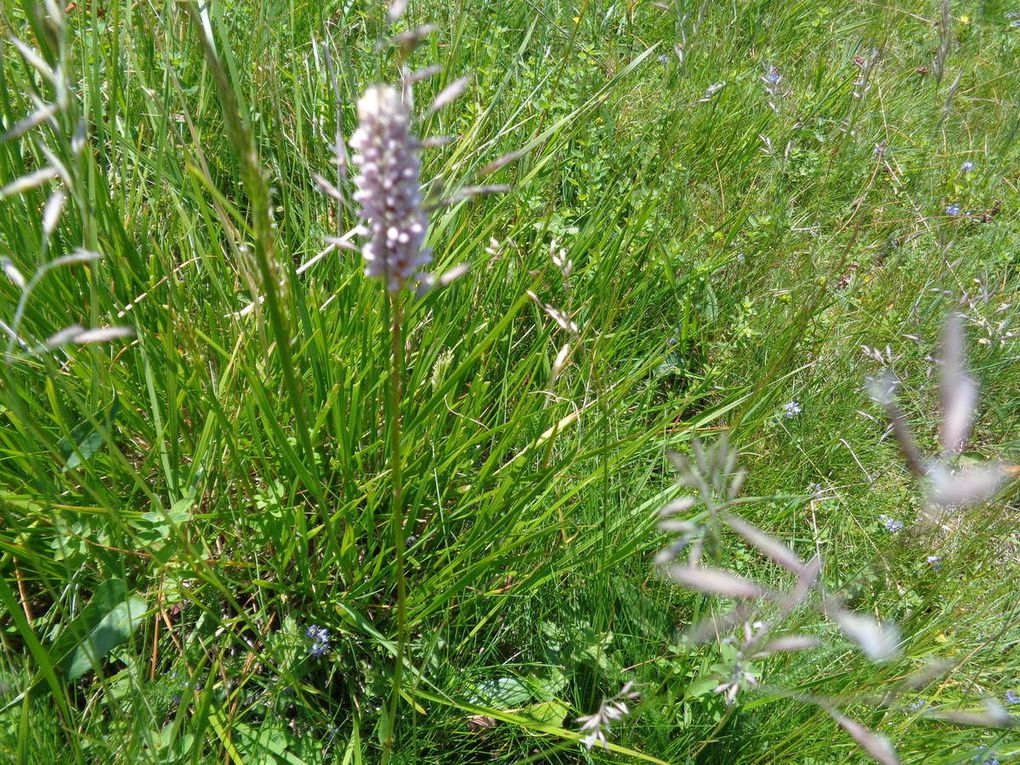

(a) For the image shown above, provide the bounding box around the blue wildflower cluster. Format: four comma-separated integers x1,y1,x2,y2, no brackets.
782,401,801,418
878,514,904,533
306,624,331,657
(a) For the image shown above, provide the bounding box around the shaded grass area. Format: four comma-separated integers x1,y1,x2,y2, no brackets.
0,0,1017,762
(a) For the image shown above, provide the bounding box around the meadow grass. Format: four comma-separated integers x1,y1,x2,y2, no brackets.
0,0,1017,762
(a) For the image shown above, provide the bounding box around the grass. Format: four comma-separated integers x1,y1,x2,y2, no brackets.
0,0,1018,762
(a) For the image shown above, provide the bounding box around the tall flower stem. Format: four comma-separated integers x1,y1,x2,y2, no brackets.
382,289,406,762
346,81,431,761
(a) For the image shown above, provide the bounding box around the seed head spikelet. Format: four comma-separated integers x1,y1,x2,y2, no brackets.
350,85,431,292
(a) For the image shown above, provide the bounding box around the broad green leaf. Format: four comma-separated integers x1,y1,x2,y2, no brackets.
521,699,569,726
61,596,148,681
52,579,148,681
473,677,532,708
685,675,720,699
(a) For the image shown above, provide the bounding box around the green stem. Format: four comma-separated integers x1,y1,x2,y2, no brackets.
382,289,406,762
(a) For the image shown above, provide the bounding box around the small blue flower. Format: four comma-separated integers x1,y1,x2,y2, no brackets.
305,624,331,657
907,698,926,712
305,624,329,642
945,204,961,216
926,555,942,570
765,70,782,86
782,401,801,418
961,160,974,172
310,640,330,657
879,514,904,533
1005,689,1019,705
